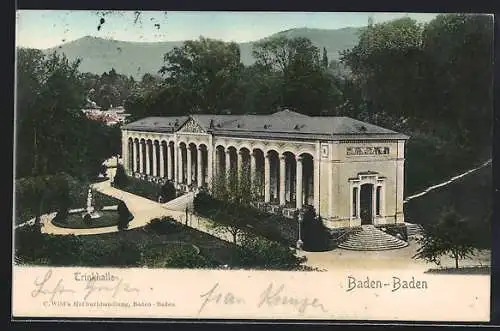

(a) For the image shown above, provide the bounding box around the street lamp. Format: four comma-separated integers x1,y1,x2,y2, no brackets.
296,211,304,250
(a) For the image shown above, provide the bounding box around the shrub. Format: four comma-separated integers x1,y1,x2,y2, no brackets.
163,247,212,268
160,182,177,202
300,205,331,252
78,237,142,267
14,225,48,265
236,236,303,270
14,226,81,266
53,200,70,224
43,234,83,266
117,200,133,230
113,164,128,187
145,217,179,235
193,190,216,214
83,213,92,226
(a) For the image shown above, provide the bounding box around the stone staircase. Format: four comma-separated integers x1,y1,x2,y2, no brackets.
162,191,195,211
338,225,408,251
405,222,424,238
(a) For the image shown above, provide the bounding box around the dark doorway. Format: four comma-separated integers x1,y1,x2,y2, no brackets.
360,184,373,225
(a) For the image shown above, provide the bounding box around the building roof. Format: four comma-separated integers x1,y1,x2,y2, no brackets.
122,110,409,140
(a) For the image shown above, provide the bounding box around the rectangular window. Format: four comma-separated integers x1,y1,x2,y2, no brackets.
376,186,381,216
352,187,358,217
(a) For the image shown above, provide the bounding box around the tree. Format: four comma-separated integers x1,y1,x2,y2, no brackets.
113,164,128,187
252,36,340,115
209,202,248,245
160,181,176,202
300,205,330,251
413,207,476,269
321,47,329,70
421,14,493,160
340,17,425,125
160,37,243,114
117,200,133,230
16,49,118,180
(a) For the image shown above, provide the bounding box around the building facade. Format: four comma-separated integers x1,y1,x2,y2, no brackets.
121,110,409,229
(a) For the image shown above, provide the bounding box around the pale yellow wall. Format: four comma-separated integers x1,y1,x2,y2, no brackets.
319,140,406,228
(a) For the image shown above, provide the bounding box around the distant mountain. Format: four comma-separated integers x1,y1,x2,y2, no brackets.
41,27,362,79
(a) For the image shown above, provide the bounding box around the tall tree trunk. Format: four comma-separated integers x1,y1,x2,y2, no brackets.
232,230,238,245
454,253,459,269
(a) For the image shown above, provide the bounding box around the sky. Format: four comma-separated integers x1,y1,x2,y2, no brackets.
16,11,440,49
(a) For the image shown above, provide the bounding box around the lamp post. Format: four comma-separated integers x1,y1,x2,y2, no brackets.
296,211,304,250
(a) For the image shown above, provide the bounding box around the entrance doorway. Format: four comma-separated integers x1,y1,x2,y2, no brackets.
360,184,373,225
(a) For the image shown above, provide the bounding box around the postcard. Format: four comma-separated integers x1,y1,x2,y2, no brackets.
13,10,493,322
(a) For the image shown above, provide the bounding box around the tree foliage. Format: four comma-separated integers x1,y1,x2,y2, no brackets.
16,49,119,180
160,37,243,114
413,207,476,269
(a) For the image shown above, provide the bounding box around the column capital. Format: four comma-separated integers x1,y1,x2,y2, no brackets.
296,155,303,162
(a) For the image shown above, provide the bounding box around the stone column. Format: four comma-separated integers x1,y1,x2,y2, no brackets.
225,148,231,175
158,143,164,178
197,147,203,187
238,151,244,182
396,159,405,222
264,154,270,203
372,184,377,220
187,147,192,186
279,155,286,206
349,186,354,221
133,140,138,172
122,136,128,173
145,141,151,175
167,143,173,180
396,140,405,223
139,141,144,173
177,145,183,184
152,142,158,177
296,156,303,210
381,184,386,217
207,135,213,187
356,184,361,220
314,142,320,213
250,151,256,187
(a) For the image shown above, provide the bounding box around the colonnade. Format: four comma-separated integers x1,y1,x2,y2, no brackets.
126,137,317,210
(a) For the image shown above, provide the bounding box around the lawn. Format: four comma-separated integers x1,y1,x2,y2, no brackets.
15,216,305,270
15,221,240,268
51,210,118,229
95,222,241,266
113,175,181,203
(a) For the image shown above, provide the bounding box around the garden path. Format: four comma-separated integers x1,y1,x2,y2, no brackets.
41,166,238,244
